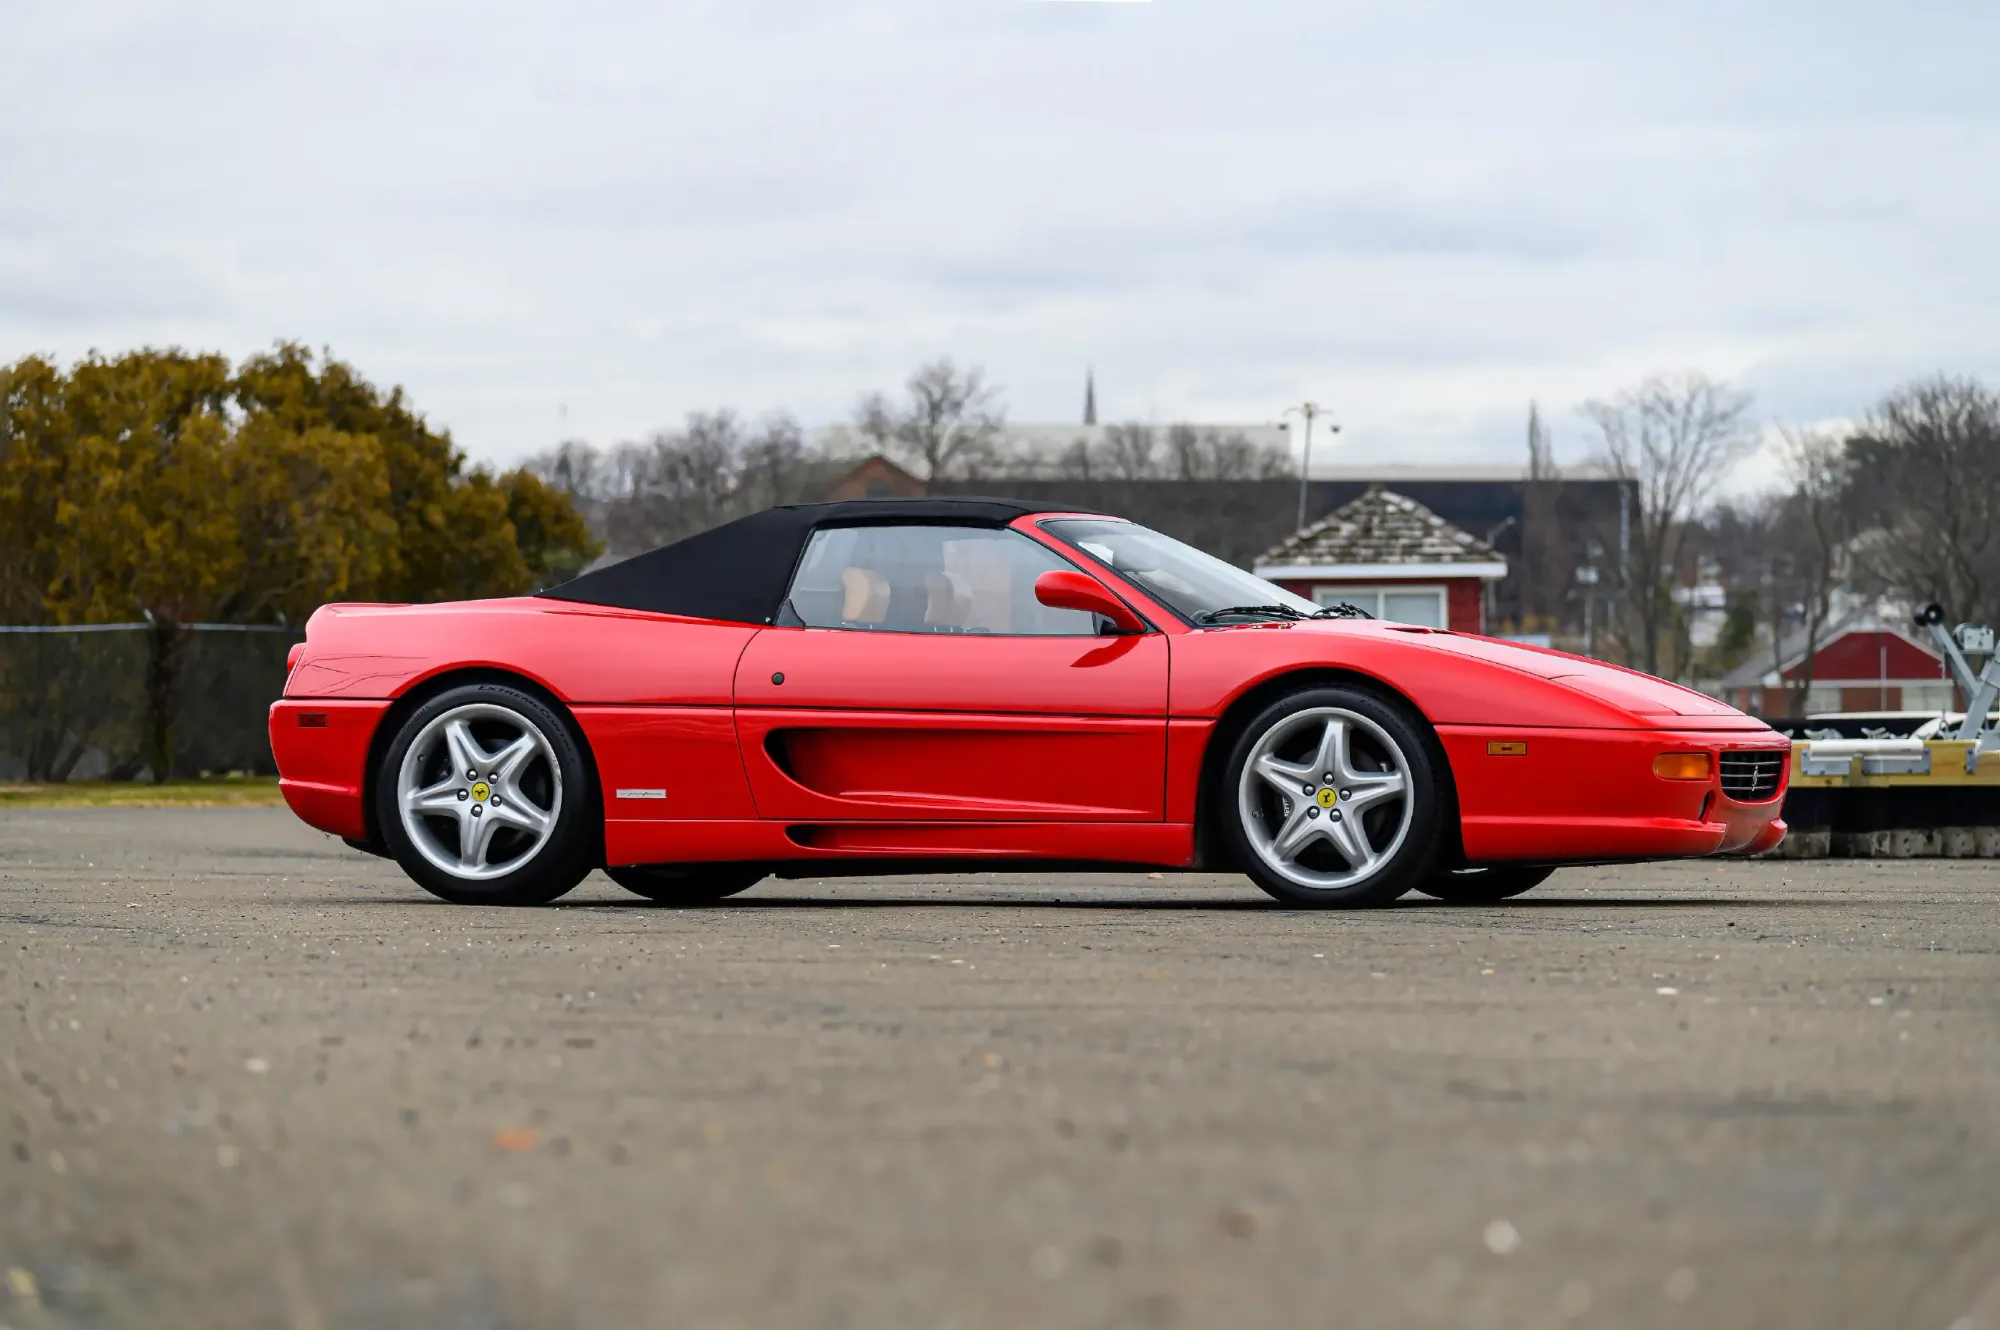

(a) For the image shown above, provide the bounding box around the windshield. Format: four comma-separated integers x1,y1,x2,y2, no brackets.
1042,519,1330,625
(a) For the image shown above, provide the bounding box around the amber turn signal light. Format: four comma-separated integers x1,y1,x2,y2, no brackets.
1652,752,1712,781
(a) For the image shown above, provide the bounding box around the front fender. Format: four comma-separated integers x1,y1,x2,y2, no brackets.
1168,622,1647,728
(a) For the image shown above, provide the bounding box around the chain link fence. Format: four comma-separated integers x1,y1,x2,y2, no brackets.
0,624,301,782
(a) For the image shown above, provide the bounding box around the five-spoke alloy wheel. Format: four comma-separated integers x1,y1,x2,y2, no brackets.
1222,685,1441,907
376,683,594,905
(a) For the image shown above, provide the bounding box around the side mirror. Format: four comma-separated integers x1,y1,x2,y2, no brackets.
1035,570,1146,635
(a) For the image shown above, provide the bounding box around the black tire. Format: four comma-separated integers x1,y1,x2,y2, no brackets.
374,682,596,906
605,863,766,905
1422,865,1556,903
1219,684,1443,908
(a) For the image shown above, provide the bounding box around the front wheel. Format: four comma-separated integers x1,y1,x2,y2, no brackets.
1423,865,1556,903
1221,685,1443,908
605,864,766,905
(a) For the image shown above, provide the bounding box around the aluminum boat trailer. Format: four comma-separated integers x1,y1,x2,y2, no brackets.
1775,605,2000,858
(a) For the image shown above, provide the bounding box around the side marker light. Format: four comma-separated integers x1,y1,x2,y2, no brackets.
1653,752,1712,781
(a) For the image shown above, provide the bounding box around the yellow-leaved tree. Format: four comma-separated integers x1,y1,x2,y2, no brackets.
232,343,578,603
0,345,598,781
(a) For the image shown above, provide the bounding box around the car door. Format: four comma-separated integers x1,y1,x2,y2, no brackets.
733,521,1169,821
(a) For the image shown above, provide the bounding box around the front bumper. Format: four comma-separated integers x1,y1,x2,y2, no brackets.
1438,725,1790,864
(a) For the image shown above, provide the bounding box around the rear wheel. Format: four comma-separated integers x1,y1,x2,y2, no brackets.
1423,865,1556,903
606,864,766,905
376,683,594,906
1221,685,1442,908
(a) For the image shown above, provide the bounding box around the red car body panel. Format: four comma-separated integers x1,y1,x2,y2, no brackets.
731,629,1171,825
1165,618,1767,729
734,623,1168,715
734,710,1167,822
268,698,388,840
599,818,1197,872
1438,725,1787,861
575,705,758,819
270,513,1789,873
286,601,757,706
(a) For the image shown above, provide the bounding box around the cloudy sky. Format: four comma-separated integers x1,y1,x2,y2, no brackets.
6,0,1998,476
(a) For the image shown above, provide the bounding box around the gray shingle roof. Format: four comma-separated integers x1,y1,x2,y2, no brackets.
1254,486,1502,569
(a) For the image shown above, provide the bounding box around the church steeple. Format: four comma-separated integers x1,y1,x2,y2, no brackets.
1083,367,1097,426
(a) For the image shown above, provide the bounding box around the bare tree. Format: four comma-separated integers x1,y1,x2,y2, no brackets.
1842,375,2000,626
1164,424,1292,481
524,409,826,556
734,414,812,512
1056,435,1094,480
1698,498,1767,667
854,359,1005,481
1582,372,1756,678
536,438,602,500
1767,427,1847,711
1101,422,1157,480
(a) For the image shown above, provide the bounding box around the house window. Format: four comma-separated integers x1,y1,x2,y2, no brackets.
1903,682,1954,713
1311,584,1447,628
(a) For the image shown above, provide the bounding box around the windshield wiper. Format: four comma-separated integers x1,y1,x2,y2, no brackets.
1193,604,1307,624
1309,602,1374,619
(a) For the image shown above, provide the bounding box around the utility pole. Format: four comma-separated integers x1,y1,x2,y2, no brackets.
1577,563,1600,657
1280,402,1340,533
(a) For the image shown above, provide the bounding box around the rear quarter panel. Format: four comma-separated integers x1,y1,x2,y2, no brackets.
286,600,757,705
277,600,762,846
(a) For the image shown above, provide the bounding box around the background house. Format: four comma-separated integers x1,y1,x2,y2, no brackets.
1715,613,1955,717
1249,487,1506,632
819,454,927,501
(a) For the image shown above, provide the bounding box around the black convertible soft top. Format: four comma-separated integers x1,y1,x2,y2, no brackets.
537,497,1096,624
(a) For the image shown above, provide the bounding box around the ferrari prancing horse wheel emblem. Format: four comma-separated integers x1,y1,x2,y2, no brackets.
470,781,491,802
1315,787,1338,808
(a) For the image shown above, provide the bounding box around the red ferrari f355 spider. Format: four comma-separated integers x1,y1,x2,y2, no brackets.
270,498,1788,907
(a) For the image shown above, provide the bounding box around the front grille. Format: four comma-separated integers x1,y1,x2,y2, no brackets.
1719,750,1787,802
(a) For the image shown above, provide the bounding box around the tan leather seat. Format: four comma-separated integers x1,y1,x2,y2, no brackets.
947,540,1013,633
925,572,969,627
840,566,890,623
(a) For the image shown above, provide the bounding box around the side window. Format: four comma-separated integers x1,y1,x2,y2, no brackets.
782,525,1102,636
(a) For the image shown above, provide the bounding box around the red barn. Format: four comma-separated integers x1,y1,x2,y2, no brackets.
1252,486,1506,633
1715,616,1954,716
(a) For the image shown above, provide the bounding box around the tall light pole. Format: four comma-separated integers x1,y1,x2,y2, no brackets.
1280,402,1340,532
1576,563,1600,657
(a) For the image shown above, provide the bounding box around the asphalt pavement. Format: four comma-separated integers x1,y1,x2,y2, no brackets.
2,808,1997,1330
